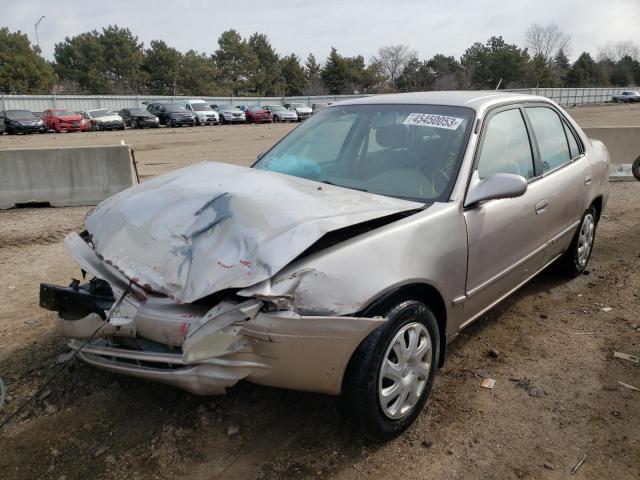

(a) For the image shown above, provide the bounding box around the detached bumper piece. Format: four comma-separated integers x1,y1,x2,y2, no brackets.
40,279,114,320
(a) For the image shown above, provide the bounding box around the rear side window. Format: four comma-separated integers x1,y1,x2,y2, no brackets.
526,107,571,173
477,108,535,179
563,122,580,159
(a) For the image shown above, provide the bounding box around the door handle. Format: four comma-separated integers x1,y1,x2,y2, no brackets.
584,175,592,186
535,200,548,215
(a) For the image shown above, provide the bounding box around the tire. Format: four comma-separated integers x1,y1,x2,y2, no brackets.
340,299,440,442
632,156,640,182
273,115,279,123
132,119,138,129
557,206,597,277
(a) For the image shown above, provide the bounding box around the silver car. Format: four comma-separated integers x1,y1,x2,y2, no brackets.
40,92,609,441
215,104,246,124
264,104,298,122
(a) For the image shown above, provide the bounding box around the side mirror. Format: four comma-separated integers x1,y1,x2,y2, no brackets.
464,171,527,208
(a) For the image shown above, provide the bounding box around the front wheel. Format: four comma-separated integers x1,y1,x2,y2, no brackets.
557,207,597,277
273,115,279,123
340,300,440,441
632,156,640,181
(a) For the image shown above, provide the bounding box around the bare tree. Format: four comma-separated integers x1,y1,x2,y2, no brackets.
371,44,417,87
597,40,640,62
525,23,571,62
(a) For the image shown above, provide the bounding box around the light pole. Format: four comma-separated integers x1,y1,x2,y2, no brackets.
34,15,45,51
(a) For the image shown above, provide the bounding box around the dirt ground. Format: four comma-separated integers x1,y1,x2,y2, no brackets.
1,103,639,480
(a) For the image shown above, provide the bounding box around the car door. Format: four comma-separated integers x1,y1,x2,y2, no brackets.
522,104,590,263
462,105,550,324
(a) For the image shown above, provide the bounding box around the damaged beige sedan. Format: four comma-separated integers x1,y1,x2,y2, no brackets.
40,92,609,440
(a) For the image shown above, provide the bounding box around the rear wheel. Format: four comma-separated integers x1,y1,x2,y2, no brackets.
340,299,439,441
632,156,640,181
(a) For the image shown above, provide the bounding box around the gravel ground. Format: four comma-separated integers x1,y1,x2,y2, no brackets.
0,104,639,480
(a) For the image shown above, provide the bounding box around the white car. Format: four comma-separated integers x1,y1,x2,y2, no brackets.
184,100,219,125
264,105,298,122
84,109,125,131
612,91,640,103
212,104,246,124
284,102,313,121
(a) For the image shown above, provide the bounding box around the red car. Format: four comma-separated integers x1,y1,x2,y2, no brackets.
41,109,84,133
242,105,273,124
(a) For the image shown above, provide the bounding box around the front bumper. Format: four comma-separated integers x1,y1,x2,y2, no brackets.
41,233,383,395
7,123,45,133
96,121,124,130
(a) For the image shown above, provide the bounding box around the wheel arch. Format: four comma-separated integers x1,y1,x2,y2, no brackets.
358,282,448,368
590,195,603,222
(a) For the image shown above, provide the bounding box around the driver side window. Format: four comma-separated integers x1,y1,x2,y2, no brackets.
477,108,534,180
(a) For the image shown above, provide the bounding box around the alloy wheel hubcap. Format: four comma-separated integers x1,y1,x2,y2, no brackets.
577,213,595,267
378,322,432,420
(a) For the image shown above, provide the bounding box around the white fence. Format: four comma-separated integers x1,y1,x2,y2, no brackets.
0,94,366,114
0,88,633,113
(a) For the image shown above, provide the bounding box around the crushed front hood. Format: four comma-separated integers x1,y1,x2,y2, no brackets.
85,162,421,303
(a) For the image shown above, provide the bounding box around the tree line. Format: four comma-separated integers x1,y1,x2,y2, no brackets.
1,23,639,97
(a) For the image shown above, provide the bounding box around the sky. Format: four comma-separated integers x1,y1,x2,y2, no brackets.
3,0,639,63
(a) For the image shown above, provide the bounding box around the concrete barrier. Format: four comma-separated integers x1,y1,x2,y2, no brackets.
0,144,138,209
583,127,640,180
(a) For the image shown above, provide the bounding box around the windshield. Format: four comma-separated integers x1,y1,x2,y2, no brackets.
165,104,187,112
6,110,36,120
290,103,306,108
191,103,212,111
53,110,76,117
268,105,286,111
254,104,474,203
90,109,114,118
218,104,236,111
248,106,263,111
129,109,153,116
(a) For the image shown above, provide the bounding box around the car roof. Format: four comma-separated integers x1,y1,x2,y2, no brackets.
336,91,549,111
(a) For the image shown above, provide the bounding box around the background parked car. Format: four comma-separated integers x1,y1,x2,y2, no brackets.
214,104,246,124
41,109,83,133
612,90,640,103
0,110,45,134
118,108,160,128
263,105,298,122
241,105,273,123
284,102,313,121
146,102,196,127
312,102,331,113
82,109,125,131
183,100,219,125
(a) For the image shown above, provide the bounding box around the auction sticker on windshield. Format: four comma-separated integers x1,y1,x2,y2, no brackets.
403,113,464,130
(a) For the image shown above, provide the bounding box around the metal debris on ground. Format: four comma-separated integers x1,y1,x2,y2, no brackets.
618,381,640,392
571,453,587,474
613,352,639,364
480,378,496,389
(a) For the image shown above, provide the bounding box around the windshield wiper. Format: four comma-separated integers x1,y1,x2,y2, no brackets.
318,180,368,192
